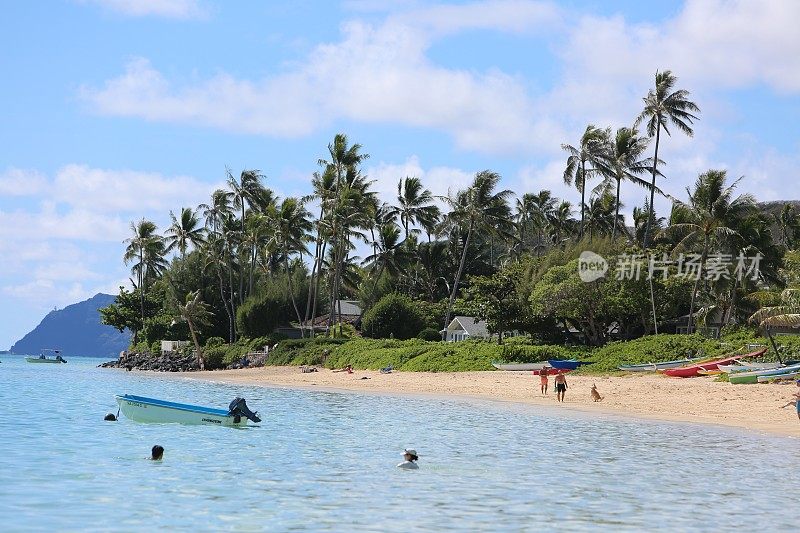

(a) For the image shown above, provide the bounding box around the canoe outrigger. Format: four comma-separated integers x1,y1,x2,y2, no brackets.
115,394,261,426
25,349,67,364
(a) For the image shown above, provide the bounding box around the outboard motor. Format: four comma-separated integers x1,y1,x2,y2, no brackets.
228,397,261,423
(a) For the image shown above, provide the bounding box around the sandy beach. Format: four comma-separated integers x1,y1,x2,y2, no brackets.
173,366,800,438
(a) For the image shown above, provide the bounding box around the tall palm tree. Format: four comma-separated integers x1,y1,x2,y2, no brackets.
175,290,213,370
363,221,407,292
272,197,313,335
596,127,655,242
549,200,575,245
165,207,206,259
303,167,336,335
441,170,513,336
392,176,438,240
632,198,665,247
124,219,167,340
636,70,700,248
528,190,557,255
227,169,269,306
317,135,371,327
561,124,607,238
661,170,755,332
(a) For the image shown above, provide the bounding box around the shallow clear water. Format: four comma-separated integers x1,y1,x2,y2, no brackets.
0,356,798,532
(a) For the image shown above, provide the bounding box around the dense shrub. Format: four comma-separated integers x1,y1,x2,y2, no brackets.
417,327,441,341
236,293,288,338
361,294,425,340
266,338,348,366
205,336,226,348
500,344,586,363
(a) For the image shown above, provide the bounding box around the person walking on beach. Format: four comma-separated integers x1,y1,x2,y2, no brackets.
397,449,419,470
554,371,567,402
780,380,800,421
539,367,549,395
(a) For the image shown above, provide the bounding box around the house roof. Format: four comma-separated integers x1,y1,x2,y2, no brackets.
310,300,363,327
335,300,362,316
450,316,489,337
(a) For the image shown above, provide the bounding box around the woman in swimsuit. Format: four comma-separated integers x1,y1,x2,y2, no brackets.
554,371,567,402
539,367,549,395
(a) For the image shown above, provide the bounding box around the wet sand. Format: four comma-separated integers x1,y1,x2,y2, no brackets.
171,366,800,437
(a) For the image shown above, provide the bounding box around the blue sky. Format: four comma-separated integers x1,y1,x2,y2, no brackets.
1,0,799,349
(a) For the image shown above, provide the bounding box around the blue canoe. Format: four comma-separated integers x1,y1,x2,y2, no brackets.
115,394,261,426
548,359,589,370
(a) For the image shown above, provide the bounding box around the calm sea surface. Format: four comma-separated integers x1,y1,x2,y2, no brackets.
0,355,798,532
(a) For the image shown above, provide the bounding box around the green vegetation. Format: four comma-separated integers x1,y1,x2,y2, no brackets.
361,293,425,340
101,71,800,374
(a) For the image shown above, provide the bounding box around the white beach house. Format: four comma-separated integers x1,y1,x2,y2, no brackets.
444,316,490,341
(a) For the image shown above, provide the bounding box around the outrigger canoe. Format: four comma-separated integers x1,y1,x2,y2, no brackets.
618,357,701,372
717,362,782,374
757,371,800,383
115,394,261,426
492,362,550,371
548,360,589,370
729,362,800,385
661,349,767,377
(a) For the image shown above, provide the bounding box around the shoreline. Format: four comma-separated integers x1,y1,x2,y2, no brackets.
146,366,800,438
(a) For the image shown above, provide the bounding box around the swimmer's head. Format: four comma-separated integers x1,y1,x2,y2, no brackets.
151,445,164,460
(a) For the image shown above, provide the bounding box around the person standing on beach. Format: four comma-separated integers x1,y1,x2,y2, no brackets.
539,367,549,395
554,371,567,402
780,380,800,421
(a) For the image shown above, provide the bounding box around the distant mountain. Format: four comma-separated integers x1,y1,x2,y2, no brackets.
10,293,130,357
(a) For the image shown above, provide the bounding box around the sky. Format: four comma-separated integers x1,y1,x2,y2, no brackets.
1,0,799,348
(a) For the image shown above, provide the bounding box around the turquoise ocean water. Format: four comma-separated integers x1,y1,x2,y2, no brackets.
0,355,798,531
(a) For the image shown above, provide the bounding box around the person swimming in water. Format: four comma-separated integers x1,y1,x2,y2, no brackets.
397,449,419,470
151,445,164,461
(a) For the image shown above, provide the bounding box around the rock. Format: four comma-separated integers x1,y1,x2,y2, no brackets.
99,351,200,372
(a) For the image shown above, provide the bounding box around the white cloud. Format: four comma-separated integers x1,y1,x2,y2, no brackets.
0,168,48,196
52,164,219,213
80,1,562,154
365,155,474,205
80,0,207,19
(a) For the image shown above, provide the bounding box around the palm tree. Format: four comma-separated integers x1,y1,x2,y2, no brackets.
636,70,700,248
392,176,438,240
561,125,607,238
549,200,575,245
228,169,269,306
363,222,407,292
596,127,655,242
165,207,205,259
528,190,557,255
749,288,800,363
632,198,665,247
124,219,167,340
441,170,513,336
773,204,800,248
175,290,213,370
317,134,370,327
584,189,618,242
661,170,755,332
272,197,313,335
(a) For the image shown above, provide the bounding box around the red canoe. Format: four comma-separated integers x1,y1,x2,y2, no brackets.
532,369,572,376
660,348,767,378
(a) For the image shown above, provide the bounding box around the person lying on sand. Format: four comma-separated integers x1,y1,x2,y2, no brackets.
332,365,353,374
397,449,419,470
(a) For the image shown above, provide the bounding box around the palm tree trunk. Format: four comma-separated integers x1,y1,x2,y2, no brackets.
687,235,709,332
187,319,204,370
643,119,661,249
285,255,305,338
443,222,473,339
138,247,145,342
579,160,586,239
612,177,621,242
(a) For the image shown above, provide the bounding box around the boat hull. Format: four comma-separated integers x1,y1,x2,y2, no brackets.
757,371,800,383
661,349,767,378
25,357,66,364
492,362,549,371
547,360,587,370
618,358,701,372
115,395,250,426
729,362,800,385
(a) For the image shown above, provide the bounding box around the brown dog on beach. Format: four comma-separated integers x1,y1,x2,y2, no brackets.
590,384,604,402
